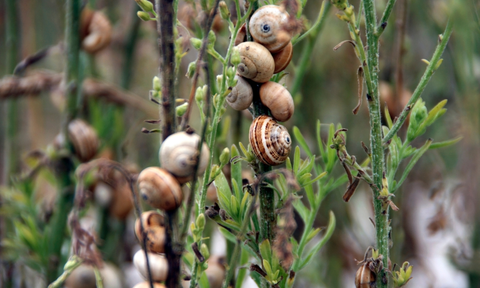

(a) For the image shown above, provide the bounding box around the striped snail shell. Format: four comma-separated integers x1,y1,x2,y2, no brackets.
226,75,253,110
81,10,112,54
137,167,183,211
249,5,291,53
135,211,166,253
54,119,99,162
159,131,210,184
259,81,294,122
355,263,376,288
249,116,291,166
133,250,168,282
272,41,293,73
237,42,275,83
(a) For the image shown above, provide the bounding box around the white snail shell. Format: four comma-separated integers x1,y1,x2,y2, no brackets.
137,167,183,211
249,5,291,53
133,250,168,282
81,10,112,54
259,81,294,122
226,75,253,110
236,42,275,83
272,41,293,73
249,116,292,166
159,131,210,184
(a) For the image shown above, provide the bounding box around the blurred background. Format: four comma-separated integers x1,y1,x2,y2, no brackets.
0,0,479,287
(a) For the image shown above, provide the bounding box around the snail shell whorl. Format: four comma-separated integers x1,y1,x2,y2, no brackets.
68,119,99,162
159,132,210,184
237,42,275,83
259,81,294,122
249,5,291,53
137,167,183,211
249,116,291,166
82,11,112,54
272,41,293,73
226,75,253,110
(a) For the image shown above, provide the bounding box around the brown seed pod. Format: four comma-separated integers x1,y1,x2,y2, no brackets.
355,263,376,288
259,81,294,122
234,23,247,46
205,256,226,288
54,119,99,162
249,116,291,166
272,41,293,73
138,167,183,211
226,75,253,110
249,5,291,53
135,211,166,253
236,42,275,83
81,10,112,54
159,131,210,184
133,250,168,282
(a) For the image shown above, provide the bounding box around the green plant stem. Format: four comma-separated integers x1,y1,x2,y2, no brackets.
290,1,330,97
382,20,453,145
376,0,397,37
121,5,141,90
362,0,388,287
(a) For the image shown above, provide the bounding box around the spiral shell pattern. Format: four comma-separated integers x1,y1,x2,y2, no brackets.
137,167,183,211
249,116,291,165
249,5,291,53
68,119,99,162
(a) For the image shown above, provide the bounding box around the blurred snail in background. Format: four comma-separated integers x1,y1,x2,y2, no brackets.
80,8,112,54
236,42,275,83
249,116,291,166
137,167,183,211
133,250,168,282
249,5,291,53
134,282,166,288
135,211,166,253
226,75,253,110
53,119,99,162
159,131,210,184
205,256,226,288
272,41,293,73
259,81,294,122
355,263,376,288
64,263,123,288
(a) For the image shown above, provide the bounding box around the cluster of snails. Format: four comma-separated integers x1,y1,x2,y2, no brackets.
226,5,296,166
133,130,209,287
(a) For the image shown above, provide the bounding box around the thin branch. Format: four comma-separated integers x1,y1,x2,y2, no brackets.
376,0,397,37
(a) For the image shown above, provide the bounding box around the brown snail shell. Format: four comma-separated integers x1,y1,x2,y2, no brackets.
159,131,210,184
135,211,166,253
234,23,247,46
249,116,291,166
272,41,293,73
138,167,183,211
249,5,291,53
134,282,166,288
54,119,99,162
133,250,168,282
236,42,275,83
205,256,226,288
259,81,294,122
109,179,133,219
226,75,253,110
81,10,112,54
355,263,376,288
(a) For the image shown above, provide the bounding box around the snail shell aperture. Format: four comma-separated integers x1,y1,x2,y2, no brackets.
249,116,291,166
226,75,253,110
249,5,291,53
236,42,275,83
259,81,294,122
137,167,183,211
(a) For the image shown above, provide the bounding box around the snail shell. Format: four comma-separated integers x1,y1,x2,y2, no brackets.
159,131,210,184
249,5,291,53
134,282,166,288
272,41,293,73
237,42,275,83
355,263,376,288
82,10,112,54
138,167,183,211
249,116,291,166
226,75,253,110
234,23,247,46
259,81,294,122
205,256,226,288
135,211,166,253
133,250,168,282
53,119,99,162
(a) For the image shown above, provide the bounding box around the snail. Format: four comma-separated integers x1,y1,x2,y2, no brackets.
249,5,291,53
137,167,183,211
272,42,293,73
355,263,376,288
236,42,275,83
81,9,112,54
234,23,247,46
54,119,99,162
249,116,291,166
133,250,168,282
65,263,123,288
259,81,294,122
159,131,210,184
205,256,227,288
135,211,166,253
226,75,253,110
134,282,166,288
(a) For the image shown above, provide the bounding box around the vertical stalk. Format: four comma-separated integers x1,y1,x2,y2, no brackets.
362,0,388,287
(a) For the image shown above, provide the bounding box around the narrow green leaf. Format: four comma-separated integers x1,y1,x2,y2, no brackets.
263,259,273,278
259,240,273,264
385,106,393,128
292,198,309,222
326,124,336,173
231,144,243,195
293,146,301,173
304,183,315,206
239,142,249,158
302,171,327,187
219,227,237,243
429,136,462,149
286,157,292,171
230,195,240,222
306,227,322,244
235,249,250,288
215,172,233,214
293,126,313,158
395,139,433,192
198,271,211,288
232,178,242,204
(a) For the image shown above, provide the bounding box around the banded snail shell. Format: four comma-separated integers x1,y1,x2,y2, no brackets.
237,42,275,83
272,41,293,73
249,5,291,53
135,211,166,253
355,263,376,288
226,75,253,110
249,116,291,166
53,119,99,162
137,167,183,211
133,250,168,282
159,131,210,184
259,81,294,122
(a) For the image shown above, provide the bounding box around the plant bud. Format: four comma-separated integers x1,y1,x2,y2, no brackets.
135,0,154,12
219,1,230,20
195,86,205,102
219,148,230,166
137,11,152,21
191,38,202,50
153,76,161,91
231,47,241,66
407,99,427,141
208,30,216,49
216,75,223,90
196,213,206,230
186,61,196,78
201,243,210,260
176,103,188,117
